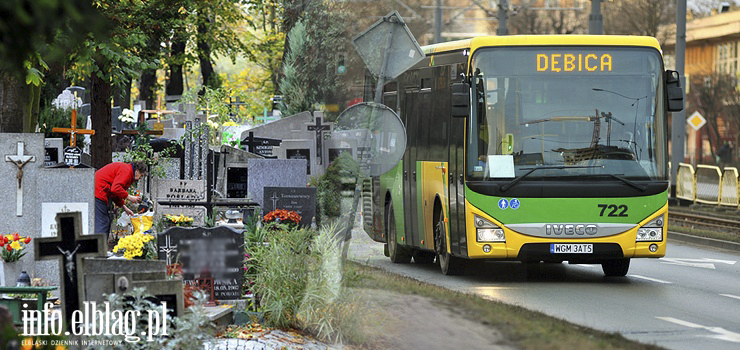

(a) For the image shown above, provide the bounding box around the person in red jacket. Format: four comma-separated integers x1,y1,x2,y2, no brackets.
94,161,146,234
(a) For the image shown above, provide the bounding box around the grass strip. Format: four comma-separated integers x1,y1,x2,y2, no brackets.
346,262,663,350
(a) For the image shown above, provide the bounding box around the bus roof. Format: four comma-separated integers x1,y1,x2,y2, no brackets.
422,35,662,55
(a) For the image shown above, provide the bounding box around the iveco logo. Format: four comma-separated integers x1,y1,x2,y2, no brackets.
545,224,598,235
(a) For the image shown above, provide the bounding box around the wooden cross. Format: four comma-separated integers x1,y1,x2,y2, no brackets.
4,141,36,216
34,212,105,331
52,109,95,147
307,117,332,165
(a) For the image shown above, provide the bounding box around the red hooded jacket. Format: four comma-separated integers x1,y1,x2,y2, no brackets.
95,162,135,207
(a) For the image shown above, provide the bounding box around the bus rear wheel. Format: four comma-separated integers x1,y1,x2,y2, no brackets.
386,202,411,263
602,258,630,276
434,207,464,275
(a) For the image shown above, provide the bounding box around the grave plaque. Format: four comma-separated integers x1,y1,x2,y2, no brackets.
63,146,81,167
286,148,311,175
156,206,207,226
153,179,207,203
242,131,282,157
157,226,244,300
41,203,89,237
44,138,63,167
226,167,248,198
263,187,316,227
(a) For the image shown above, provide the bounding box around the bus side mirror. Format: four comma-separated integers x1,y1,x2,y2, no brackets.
665,70,684,112
451,82,470,118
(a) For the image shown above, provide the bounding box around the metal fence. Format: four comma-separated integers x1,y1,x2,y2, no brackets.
676,163,740,209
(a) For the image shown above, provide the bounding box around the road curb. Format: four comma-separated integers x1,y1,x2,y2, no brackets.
668,231,740,253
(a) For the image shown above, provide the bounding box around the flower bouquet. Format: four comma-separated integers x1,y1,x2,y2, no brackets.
163,214,194,227
0,233,31,263
263,209,302,228
112,232,156,260
119,108,137,128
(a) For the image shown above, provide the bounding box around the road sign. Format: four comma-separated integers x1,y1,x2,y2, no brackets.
687,111,706,131
352,11,425,81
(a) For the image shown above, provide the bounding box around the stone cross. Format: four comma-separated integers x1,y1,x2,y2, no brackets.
159,235,178,265
4,141,36,216
51,109,96,147
34,212,105,330
307,117,331,165
270,192,280,210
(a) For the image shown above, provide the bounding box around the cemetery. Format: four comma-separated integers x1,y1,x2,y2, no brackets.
0,86,363,347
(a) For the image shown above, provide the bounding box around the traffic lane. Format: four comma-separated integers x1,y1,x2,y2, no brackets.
347,229,740,349
649,241,740,296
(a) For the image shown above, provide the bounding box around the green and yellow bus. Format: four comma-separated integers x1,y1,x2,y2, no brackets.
362,35,683,276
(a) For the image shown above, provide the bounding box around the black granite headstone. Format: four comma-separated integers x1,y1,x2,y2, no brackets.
263,187,316,227
157,226,244,300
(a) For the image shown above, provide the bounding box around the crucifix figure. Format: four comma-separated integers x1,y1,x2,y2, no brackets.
35,212,105,331
57,244,81,282
307,117,332,165
5,141,36,216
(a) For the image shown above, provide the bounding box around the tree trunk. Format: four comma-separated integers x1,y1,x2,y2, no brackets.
0,71,25,132
113,77,131,109
167,39,186,97
91,69,112,169
140,69,156,109
198,21,219,90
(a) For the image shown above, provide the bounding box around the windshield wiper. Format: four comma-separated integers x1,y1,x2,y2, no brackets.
582,174,647,192
499,165,602,192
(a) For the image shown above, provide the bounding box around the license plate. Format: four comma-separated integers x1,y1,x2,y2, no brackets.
550,244,593,254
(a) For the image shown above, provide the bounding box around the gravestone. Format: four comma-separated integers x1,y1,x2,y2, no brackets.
263,187,316,227
157,226,244,300
328,148,353,163
213,145,263,199
242,131,281,158
81,258,184,317
156,206,207,227
152,178,209,226
35,212,106,329
285,145,312,176
0,134,96,287
247,158,307,209
44,138,63,167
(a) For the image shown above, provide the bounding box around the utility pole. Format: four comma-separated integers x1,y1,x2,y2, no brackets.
672,0,687,198
434,0,442,43
497,0,508,36
589,0,603,34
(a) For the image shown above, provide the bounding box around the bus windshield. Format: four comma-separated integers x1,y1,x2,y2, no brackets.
467,47,666,182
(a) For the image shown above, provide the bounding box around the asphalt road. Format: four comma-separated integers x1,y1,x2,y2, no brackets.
348,222,740,350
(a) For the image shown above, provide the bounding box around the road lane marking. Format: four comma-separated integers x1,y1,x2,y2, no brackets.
629,275,672,284
720,294,740,301
657,317,740,343
660,258,737,270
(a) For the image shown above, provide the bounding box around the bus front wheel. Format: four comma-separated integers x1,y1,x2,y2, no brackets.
386,202,411,263
434,207,464,275
602,258,630,277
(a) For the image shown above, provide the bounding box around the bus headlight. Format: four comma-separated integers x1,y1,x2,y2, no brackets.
636,216,664,242
475,215,505,242
636,228,663,242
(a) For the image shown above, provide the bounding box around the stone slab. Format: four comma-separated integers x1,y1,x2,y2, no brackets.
247,158,307,208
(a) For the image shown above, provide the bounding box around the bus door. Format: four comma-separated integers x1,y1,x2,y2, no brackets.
403,88,419,247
